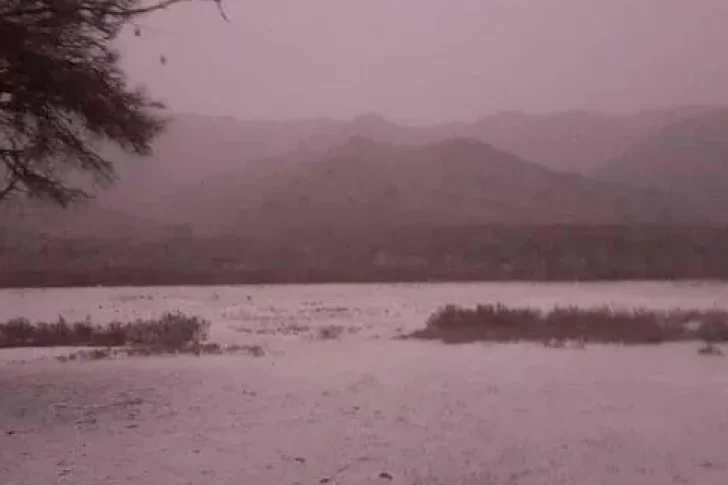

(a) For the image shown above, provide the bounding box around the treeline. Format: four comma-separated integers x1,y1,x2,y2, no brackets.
2,224,728,287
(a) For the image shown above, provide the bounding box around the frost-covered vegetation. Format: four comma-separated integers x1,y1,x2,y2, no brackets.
411,304,728,344
0,311,210,352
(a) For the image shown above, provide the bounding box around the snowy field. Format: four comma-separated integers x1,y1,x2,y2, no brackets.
2,282,728,484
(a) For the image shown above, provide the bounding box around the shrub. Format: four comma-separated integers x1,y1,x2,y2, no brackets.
123,312,211,351
227,344,265,357
697,342,724,356
0,318,34,347
317,324,345,340
411,304,728,344
693,315,728,342
93,321,127,347
79,348,115,360
0,312,211,352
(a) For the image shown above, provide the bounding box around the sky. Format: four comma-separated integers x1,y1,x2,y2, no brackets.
118,0,728,124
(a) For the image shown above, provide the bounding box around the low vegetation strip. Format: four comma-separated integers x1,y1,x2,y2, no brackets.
0,311,210,352
7,225,728,287
409,304,728,344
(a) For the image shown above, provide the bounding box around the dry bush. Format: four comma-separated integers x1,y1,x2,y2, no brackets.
0,312,270,363
697,342,724,356
317,324,345,340
122,312,210,352
1,312,210,352
57,341,265,363
411,304,728,344
227,344,265,357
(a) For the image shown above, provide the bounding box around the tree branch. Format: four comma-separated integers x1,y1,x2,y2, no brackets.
0,174,19,201
1,0,227,21
0,0,225,207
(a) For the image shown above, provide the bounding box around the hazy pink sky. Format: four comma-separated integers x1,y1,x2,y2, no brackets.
119,0,728,123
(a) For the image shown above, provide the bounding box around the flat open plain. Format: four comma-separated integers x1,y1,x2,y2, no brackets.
2,282,727,485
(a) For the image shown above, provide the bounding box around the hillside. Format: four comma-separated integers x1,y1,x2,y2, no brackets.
279,106,715,174
442,106,715,173
0,201,171,241
4,111,728,286
158,137,703,235
96,114,342,221
99,105,715,220
3,106,723,239
596,108,728,220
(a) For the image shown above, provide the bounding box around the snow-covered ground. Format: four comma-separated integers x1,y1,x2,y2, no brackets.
1,282,728,484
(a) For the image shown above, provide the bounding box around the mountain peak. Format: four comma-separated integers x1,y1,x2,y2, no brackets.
350,112,391,127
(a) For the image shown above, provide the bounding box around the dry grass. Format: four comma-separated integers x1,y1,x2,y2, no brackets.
0,311,210,352
409,304,728,344
55,342,266,362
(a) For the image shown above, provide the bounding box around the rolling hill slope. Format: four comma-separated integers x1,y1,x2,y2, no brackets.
596,108,728,220
159,137,703,234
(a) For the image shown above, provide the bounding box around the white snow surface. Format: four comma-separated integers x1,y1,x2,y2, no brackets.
1,282,727,485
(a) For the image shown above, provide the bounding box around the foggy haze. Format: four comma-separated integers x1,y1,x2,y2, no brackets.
118,0,728,124
6,4,728,483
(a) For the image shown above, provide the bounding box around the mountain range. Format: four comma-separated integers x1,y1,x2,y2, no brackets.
3,105,728,239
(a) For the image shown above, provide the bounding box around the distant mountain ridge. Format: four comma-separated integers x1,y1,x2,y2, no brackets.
2,105,727,239
142,136,705,234
596,107,728,220
442,105,716,172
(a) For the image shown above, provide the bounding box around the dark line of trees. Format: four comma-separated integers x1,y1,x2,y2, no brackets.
4,224,728,287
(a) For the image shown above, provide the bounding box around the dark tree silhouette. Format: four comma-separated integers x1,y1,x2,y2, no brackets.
0,0,223,206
